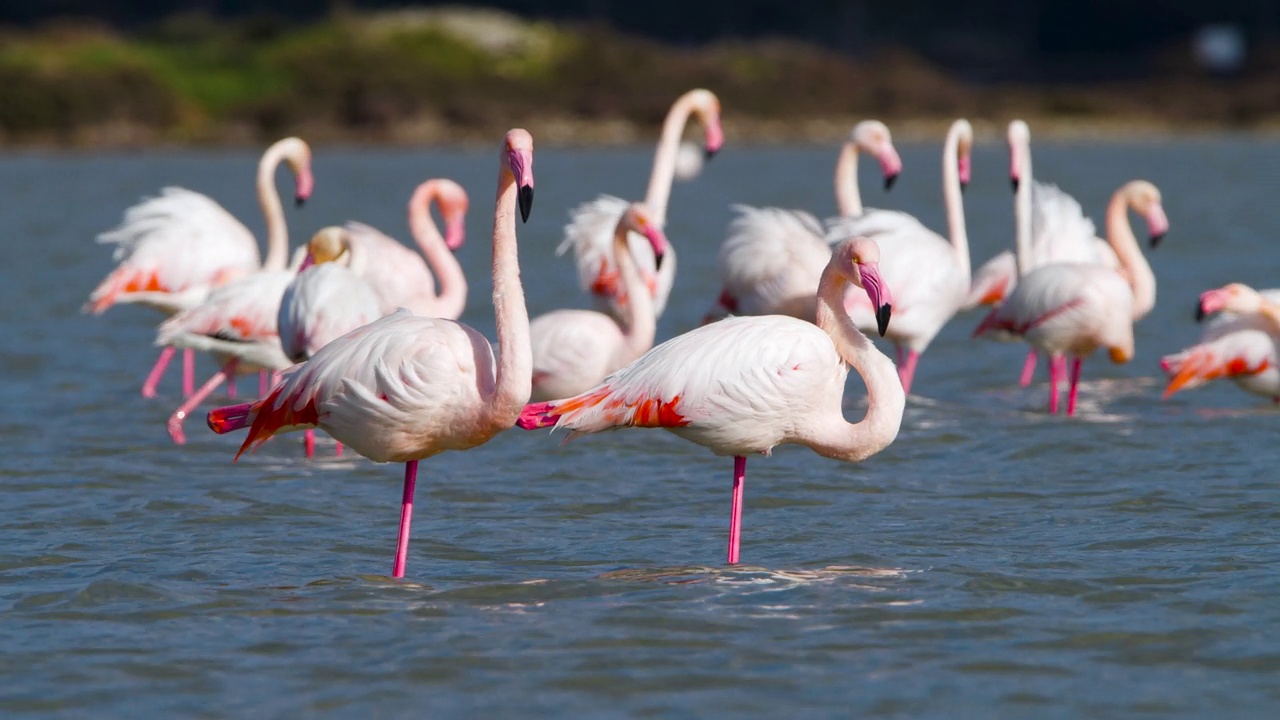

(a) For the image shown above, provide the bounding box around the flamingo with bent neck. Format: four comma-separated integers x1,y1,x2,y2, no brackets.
518,237,903,565
832,119,973,394
343,178,469,319
559,89,723,321
86,137,313,399
529,203,670,402
702,119,902,323
1161,284,1280,402
973,174,1167,416
208,129,537,579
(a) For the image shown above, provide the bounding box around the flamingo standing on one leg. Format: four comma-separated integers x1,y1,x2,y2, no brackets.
86,138,313,399
343,178,469,319
560,89,723,321
207,129,537,579
973,179,1167,416
1161,284,1280,402
831,119,974,394
278,227,384,457
529,204,670,401
702,119,902,323
518,237,904,565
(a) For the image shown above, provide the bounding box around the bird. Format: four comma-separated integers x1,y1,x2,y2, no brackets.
529,203,670,402
702,119,903,323
559,89,722,321
831,118,974,394
342,178,469,319
517,237,904,566
972,177,1167,416
207,129,537,579
85,137,313,399
1161,284,1280,402
278,227,384,458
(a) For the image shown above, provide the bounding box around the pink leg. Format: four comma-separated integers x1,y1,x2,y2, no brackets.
727,455,746,565
142,346,175,399
168,359,239,445
1019,350,1038,387
182,349,195,398
1066,356,1083,417
392,460,419,578
895,345,904,367
335,441,344,457
226,373,237,400
898,350,920,395
1048,354,1066,414
304,429,316,459
259,370,269,397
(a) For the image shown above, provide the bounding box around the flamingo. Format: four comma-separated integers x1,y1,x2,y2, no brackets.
86,138,313,399
702,119,903,323
343,178,469,319
529,203,670,402
207,129,537,579
831,119,974,394
278,227,384,458
1161,284,1280,401
518,237,903,565
972,178,1167,416
559,89,723,321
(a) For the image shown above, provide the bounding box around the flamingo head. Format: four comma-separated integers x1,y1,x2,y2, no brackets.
835,237,893,337
274,137,314,207
953,119,974,191
853,120,901,190
1007,119,1030,193
1198,283,1262,321
503,129,534,223
687,89,723,159
1124,180,1168,248
303,226,348,272
620,203,669,272
434,179,470,251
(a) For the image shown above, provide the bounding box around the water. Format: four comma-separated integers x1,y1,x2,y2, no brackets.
2,136,1280,718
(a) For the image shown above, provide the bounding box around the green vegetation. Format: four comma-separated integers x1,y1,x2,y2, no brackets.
1,9,1278,146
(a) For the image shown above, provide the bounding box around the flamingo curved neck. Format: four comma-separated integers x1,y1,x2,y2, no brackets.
256,146,291,272
942,124,971,280
611,227,657,359
833,142,863,217
1106,188,1155,320
409,185,467,319
485,170,531,428
810,267,905,463
1012,138,1034,277
644,96,699,225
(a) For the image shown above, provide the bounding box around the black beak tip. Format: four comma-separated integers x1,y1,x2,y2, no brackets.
295,196,306,208
876,304,892,337
704,147,718,161
1149,233,1165,249
960,181,968,194
518,185,534,223
1194,303,1206,322
884,174,898,191
653,251,665,271
1010,178,1020,193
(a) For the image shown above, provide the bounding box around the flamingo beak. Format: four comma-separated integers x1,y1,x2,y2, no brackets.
1146,203,1169,248
295,166,314,207
1197,288,1228,322
299,251,315,272
644,226,669,271
1010,154,1020,193
859,262,893,337
958,154,971,192
880,147,902,191
704,116,724,160
444,217,466,251
507,147,534,223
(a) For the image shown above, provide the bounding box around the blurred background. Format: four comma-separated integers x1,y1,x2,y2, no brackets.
0,0,1276,146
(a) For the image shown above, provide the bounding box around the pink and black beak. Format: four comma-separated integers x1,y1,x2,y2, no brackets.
643,226,669,271
958,154,971,193
859,262,893,336
1196,287,1228,322
444,217,465,251
704,116,724,160
298,251,315,272
1146,203,1169,248
507,146,535,223
295,167,315,207
880,147,902,191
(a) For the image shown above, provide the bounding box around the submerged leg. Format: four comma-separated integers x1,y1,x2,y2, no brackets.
142,346,176,399
335,441,344,457
1048,354,1065,415
898,350,920,395
1019,350,1038,387
1066,356,1083,417
259,370,269,397
226,372,237,400
727,456,746,565
168,359,239,444
182,349,195,398
304,429,316,459
393,460,419,579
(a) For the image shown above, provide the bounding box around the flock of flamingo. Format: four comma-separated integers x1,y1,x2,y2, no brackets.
84,88,1277,578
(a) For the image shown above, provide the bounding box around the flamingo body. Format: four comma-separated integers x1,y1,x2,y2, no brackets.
708,206,831,321
560,195,674,317
278,263,382,363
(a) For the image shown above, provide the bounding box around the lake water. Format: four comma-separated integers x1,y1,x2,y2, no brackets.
2,136,1279,718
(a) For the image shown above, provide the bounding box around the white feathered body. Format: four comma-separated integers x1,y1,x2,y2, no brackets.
278,264,383,362
559,195,676,320
156,270,294,372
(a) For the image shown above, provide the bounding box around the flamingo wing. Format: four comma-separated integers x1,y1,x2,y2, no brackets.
715,205,830,318
965,251,1017,309
1162,329,1279,397
278,264,383,362
529,310,626,401
1029,183,1099,267
343,221,436,315
559,194,674,318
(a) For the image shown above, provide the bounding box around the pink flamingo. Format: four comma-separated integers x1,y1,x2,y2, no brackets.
560,89,723,321
832,119,973,394
1161,284,1280,401
518,237,903,565
278,227,383,458
529,204,670,402
343,178,469,319
702,119,902,323
86,138,313,399
973,179,1167,416
207,129,536,579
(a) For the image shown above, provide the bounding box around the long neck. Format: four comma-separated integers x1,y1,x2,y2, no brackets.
611,228,657,359
256,146,290,272
485,172,531,427
942,127,970,280
807,268,905,462
409,189,467,319
643,97,697,224
833,141,863,216
1106,189,1155,320
1013,140,1033,277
